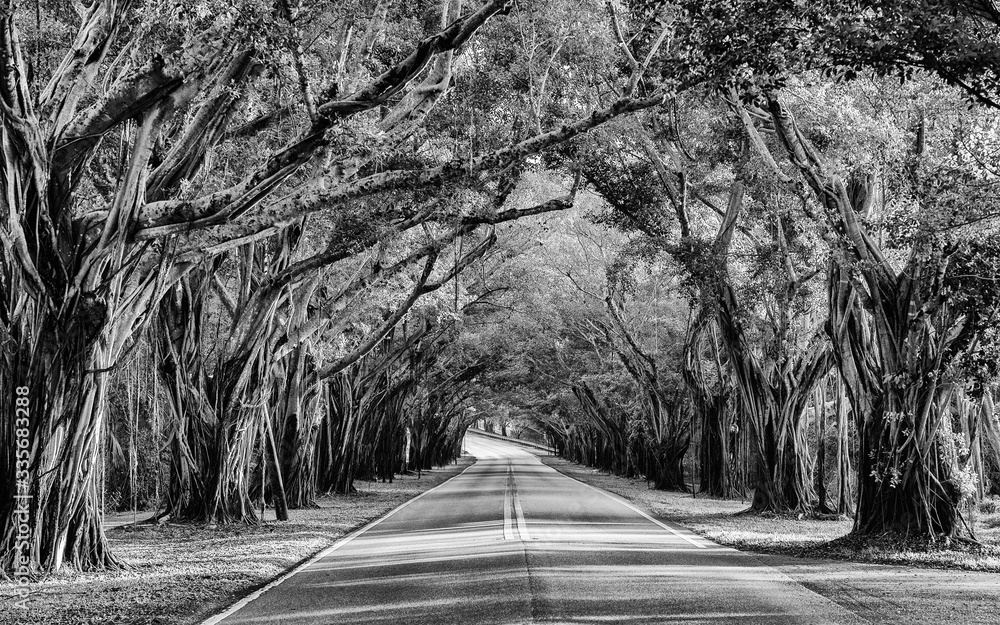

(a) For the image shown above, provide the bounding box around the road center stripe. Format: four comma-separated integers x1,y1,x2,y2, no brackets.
503,462,516,541
512,481,531,541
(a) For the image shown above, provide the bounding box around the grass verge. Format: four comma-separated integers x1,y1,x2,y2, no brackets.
0,458,472,625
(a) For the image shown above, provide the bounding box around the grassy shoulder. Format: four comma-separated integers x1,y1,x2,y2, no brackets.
0,458,473,625
541,455,1000,572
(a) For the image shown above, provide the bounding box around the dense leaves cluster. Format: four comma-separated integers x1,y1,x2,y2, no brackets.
939,236,1000,388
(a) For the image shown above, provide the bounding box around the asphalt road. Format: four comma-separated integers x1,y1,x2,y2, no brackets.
209,433,864,625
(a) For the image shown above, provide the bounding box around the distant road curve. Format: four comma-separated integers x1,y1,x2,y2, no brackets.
466,427,554,452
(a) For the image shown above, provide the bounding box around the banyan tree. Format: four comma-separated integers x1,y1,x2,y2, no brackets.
0,0,681,572
739,91,1000,537
692,184,833,513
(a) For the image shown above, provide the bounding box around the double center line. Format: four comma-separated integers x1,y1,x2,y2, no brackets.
502,460,531,541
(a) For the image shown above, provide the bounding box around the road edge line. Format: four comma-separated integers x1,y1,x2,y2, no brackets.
547,464,707,549
198,458,481,625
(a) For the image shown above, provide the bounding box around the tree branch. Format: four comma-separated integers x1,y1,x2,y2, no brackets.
134,92,663,244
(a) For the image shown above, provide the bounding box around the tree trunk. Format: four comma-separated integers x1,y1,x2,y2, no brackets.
685,319,730,496
854,426,960,536
726,316,827,514
814,385,834,514
316,374,362,495
156,284,264,524
835,377,854,515
826,237,965,537
272,345,322,509
1,306,121,573
649,439,690,490
263,409,289,522
699,395,728,495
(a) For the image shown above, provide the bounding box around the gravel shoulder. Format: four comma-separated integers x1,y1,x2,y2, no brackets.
0,458,472,625
541,454,1000,625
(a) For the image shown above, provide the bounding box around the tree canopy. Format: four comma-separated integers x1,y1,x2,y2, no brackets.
4,0,1000,575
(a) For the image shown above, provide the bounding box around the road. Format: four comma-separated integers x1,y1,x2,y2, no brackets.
208,433,864,625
